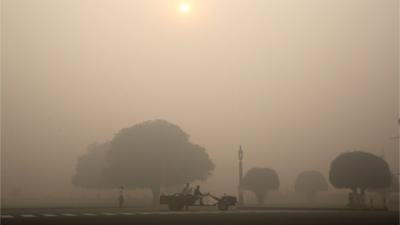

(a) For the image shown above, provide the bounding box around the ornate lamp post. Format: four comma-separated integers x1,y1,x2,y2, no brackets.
119,186,124,208
390,118,400,176
238,145,244,206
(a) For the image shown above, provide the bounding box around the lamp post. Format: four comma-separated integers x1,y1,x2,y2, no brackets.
238,145,244,206
119,186,124,208
389,118,400,176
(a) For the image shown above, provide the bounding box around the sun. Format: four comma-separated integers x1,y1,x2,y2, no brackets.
179,2,191,14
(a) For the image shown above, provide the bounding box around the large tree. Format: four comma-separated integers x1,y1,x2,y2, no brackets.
72,142,113,190
241,167,279,204
369,174,399,207
295,170,328,201
104,120,214,207
329,151,391,205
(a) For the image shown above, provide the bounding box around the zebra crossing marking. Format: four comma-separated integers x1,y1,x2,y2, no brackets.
138,212,154,215
21,214,36,218
119,212,135,215
1,209,255,219
61,213,77,217
1,215,14,218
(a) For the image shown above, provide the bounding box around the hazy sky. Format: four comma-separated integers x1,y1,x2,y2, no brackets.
1,0,398,201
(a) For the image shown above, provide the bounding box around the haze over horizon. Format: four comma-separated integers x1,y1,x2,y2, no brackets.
1,0,398,204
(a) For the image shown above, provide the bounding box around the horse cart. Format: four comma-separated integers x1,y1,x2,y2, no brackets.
160,193,237,211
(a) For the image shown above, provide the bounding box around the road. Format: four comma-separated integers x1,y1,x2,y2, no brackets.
1,207,398,225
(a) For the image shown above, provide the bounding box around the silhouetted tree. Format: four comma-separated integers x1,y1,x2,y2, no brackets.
104,120,214,207
329,151,391,206
370,173,399,209
241,167,279,204
370,174,399,193
72,142,113,189
295,170,328,201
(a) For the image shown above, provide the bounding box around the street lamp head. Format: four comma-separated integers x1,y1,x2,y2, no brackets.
238,145,243,160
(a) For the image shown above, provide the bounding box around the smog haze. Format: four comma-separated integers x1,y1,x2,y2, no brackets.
1,0,398,206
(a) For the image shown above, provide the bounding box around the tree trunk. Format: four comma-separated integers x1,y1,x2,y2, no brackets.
255,191,267,205
348,188,357,207
360,188,366,208
151,185,160,210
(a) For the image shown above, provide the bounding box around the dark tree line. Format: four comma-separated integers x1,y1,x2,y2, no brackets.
72,142,113,190
241,168,280,204
295,170,328,201
239,151,393,206
73,120,214,207
329,151,392,207
73,120,395,208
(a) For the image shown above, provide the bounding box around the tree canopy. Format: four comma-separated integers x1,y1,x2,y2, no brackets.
104,120,215,206
295,170,328,200
370,174,399,194
390,175,399,193
241,167,279,204
72,142,113,190
329,151,391,193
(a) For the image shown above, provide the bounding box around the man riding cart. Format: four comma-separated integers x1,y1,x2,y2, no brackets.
160,184,237,211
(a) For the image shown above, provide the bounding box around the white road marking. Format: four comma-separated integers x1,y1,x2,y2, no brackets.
21,214,36,218
1,215,14,218
138,212,153,215
4,210,269,219
119,212,135,215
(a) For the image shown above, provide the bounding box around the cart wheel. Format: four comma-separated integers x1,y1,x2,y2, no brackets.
217,202,229,211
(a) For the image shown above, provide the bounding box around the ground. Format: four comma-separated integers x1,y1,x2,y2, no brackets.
1,207,398,225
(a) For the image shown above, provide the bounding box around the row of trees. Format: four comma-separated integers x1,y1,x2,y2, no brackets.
241,151,397,206
241,168,327,204
73,119,397,207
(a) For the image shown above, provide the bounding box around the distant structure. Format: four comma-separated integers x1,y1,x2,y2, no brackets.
118,186,125,208
238,145,244,206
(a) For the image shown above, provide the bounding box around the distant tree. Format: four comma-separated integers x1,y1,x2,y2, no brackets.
241,167,279,204
295,170,328,201
329,151,391,205
72,142,113,190
104,120,214,207
369,173,399,206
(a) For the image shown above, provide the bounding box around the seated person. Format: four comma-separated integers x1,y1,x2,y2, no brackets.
194,185,207,205
181,182,193,196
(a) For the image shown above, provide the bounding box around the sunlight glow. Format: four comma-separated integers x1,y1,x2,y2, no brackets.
179,2,191,14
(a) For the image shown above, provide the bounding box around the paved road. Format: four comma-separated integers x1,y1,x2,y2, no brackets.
1,208,398,225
